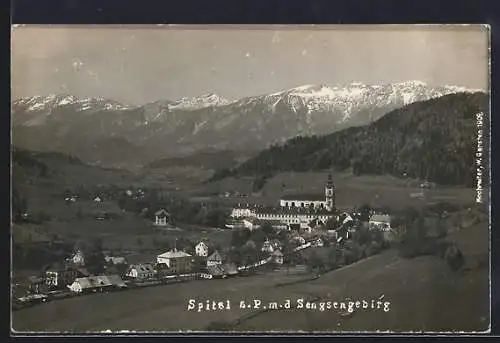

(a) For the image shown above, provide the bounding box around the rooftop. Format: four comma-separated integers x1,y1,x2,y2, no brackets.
73,275,125,289
206,264,225,276
131,263,155,272
281,193,326,201
370,214,391,223
256,205,336,216
208,250,226,261
252,218,288,226
157,250,192,259
155,209,169,216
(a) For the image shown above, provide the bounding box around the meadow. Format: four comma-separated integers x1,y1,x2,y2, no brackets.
193,171,476,210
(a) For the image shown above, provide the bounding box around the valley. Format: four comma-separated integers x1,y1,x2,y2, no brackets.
10,84,490,334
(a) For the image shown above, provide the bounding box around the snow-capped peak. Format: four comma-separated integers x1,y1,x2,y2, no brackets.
396,80,428,87
290,84,319,92
168,92,232,110
251,81,483,120
12,95,134,113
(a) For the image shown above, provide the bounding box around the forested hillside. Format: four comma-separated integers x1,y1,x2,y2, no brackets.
211,92,489,187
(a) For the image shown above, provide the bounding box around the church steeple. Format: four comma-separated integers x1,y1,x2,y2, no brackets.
327,172,334,188
325,172,335,212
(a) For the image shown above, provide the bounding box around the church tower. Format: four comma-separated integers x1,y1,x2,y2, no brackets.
325,172,335,212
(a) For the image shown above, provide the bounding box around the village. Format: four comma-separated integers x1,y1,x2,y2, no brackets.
12,174,396,310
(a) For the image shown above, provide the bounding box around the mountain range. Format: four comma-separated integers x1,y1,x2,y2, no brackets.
12,81,481,168
211,92,489,188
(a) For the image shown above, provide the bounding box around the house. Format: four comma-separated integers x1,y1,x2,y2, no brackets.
225,219,244,229
65,196,78,204
94,210,113,220
206,262,238,278
68,249,85,266
27,276,45,294
67,274,126,293
261,219,289,231
308,218,324,231
207,250,225,267
104,256,127,265
302,224,314,234
311,237,324,247
270,239,282,250
75,267,91,277
195,241,209,257
420,181,434,189
157,249,193,273
206,264,226,278
243,218,260,231
230,205,256,218
271,250,284,265
335,227,350,242
221,262,238,276
340,212,354,225
261,239,274,253
44,264,88,289
154,209,170,226
126,263,157,279
369,214,392,231
290,235,306,245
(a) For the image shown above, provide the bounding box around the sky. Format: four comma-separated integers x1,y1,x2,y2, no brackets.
11,25,489,105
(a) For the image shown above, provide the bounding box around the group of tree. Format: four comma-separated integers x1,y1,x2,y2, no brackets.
116,190,231,228
12,186,52,224
13,240,74,271
74,238,107,275
12,188,28,223
211,92,489,188
12,149,50,178
395,208,465,272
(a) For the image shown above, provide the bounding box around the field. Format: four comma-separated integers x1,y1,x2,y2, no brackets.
194,171,477,210
13,163,480,269
12,217,489,333
11,271,312,332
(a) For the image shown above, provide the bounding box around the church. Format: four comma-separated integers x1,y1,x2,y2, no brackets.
230,173,338,230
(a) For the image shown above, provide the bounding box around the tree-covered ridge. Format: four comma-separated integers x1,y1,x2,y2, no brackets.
212,92,489,187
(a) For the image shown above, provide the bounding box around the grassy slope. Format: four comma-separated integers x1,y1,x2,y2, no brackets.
233,219,489,332
12,150,234,262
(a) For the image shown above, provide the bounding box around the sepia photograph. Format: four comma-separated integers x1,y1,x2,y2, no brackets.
10,24,490,333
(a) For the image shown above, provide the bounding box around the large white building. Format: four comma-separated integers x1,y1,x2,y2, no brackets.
230,174,338,230
369,214,392,231
157,249,192,267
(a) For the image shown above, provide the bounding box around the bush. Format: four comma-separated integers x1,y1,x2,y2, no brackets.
28,211,52,224
444,244,465,272
427,202,461,215
366,241,382,257
399,236,443,259
341,249,357,265
435,220,448,238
